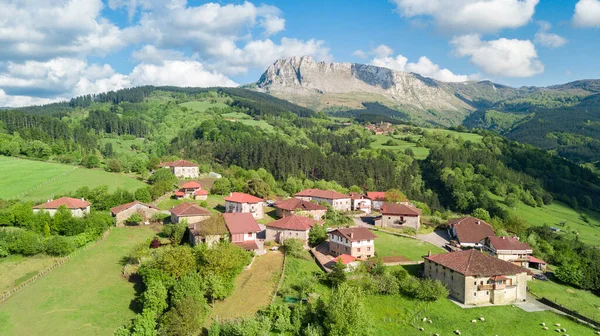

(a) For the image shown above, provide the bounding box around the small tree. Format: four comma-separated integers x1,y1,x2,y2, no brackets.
243,178,271,198
83,155,100,168
106,159,123,172
159,296,209,336
415,279,449,301
308,223,327,247
324,283,371,336
44,235,75,256
282,238,305,258
127,213,144,225
327,259,347,287
471,208,491,222
210,178,232,195
384,189,408,203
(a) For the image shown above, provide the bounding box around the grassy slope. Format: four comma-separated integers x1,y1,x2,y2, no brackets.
528,279,600,321
0,226,156,336
0,255,61,294
0,156,146,201
374,231,445,260
369,134,430,160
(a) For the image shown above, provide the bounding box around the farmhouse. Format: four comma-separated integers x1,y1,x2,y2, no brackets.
170,202,211,225
377,202,421,230
265,215,319,245
274,198,327,220
294,189,351,212
188,214,228,247
110,201,160,226
224,192,265,219
328,227,378,259
174,181,208,200
424,250,528,305
348,192,371,214
158,160,199,178
447,217,495,248
223,213,262,252
485,236,533,268
366,192,386,210
33,197,91,218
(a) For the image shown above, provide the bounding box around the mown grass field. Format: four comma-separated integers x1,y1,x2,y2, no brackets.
528,278,600,321
0,156,147,201
369,134,430,160
374,231,445,260
157,195,226,214
179,100,229,112
209,251,284,322
0,226,157,336
0,255,62,295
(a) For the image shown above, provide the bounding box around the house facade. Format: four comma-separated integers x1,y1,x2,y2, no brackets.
424,250,528,305
223,213,262,252
265,215,318,245
174,181,208,200
378,202,421,230
485,236,533,268
366,192,386,210
110,201,161,226
188,214,228,247
33,197,91,218
328,227,378,259
294,189,351,212
447,217,495,248
159,160,199,179
170,202,211,224
274,198,327,220
348,193,371,214
224,192,265,219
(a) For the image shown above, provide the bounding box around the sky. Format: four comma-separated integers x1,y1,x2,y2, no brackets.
1,0,599,107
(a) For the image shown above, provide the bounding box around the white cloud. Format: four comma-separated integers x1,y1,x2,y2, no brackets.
451,34,544,77
534,21,567,48
260,16,286,35
392,0,539,33
129,61,238,87
573,0,600,27
365,44,475,82
0,89,63,108
352,50,369,59
131,45,190,64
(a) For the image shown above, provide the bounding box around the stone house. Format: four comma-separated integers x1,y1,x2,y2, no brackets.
377,202,422,231
366,192,386,210
274,198,327,220
348,192,371,214
110,201,161,226
424,250,528,305
158,160,199,179
328,227,378,259
223,213,262,253
265,215,319,245
294,189,351,212
174,181,208,200
447,217,495,248
224,192,265,219
170,202,211,225
33,197,91,218
485,236,533,268
188,214,228,247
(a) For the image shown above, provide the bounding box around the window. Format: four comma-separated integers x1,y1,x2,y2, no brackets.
367,247,371,251
474,281,477,286
357,248,361,252
345,247,349,252
474,292,477,297
486,291,489,296
247,233,252,237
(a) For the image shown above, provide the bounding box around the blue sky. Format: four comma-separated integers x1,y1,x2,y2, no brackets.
1,0,599,106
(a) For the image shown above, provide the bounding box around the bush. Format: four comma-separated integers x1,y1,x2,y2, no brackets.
127,213,144,225
282,238,305,258
45,235,75,256
70,232,93,248
414,279,449,301
377,273,400,295
10,230,44,256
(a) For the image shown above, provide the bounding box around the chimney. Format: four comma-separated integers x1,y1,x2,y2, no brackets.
349,232,354,239
477,220,481,225
427,250,431,257
81,198,85,201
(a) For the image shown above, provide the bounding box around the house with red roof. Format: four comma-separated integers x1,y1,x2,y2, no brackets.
366,192,386,210
348,193,371,214
110,201,161,226
328,227,378,259
274,198,327,220
424,250,528,305
447,217,495,248
158,160,199,178
170,202,211,225
33,197,91,218
174,181,209,200
224,192,265,219
188,214,228,247
377,202,422,231
294,189,351,212
223,213,263,252
265,215,320,245
485,236,533,268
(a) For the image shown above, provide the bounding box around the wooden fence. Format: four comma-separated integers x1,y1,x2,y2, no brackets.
538,297,600,328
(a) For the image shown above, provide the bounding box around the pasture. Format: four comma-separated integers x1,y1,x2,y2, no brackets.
0,255,61,295
369,134,430,160
528,278,600,322
374,230,445,260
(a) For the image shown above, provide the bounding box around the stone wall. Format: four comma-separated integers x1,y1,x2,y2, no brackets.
380,214,420,230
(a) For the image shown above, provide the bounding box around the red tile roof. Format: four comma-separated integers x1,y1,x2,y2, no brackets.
333,254,357,265
348,192,364,200
487,236,532,251
527,255,546,264
330,227,378,242
235,240,260,251
170,203,210,217
223,213,261,234
195,189,208,196
110,201,158,215
274,198,327,211
181,181,202,189
381,203,422,216
33,197,91,209
174,190,185,197
295,189,349,200
449,217,495,244
159,160,198,167
224,192,264,203
266,215,318,231
425,250,527,277
366,192,386,201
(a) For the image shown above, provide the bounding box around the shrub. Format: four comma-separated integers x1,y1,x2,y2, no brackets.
414,279,449,301
71,232,93,248
45,235,75,256
282,238,305,258
377,273,400,295
10,230,44,256
308,223,327,247
127,213,144,225
327,260,347,287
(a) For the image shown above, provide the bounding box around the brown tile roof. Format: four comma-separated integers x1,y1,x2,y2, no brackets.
223,213,261,234
487,236,532,251
170,202,211,217
181,181,202,189
449,217,495,244
33,197,91,209
348,192,364,200
266,215,318,231
330,227,378,242
195,189,209,196
274,198,327,211
235,240,260,251
110,201,158,215
425,250,527,277
295,189,349,200
381,203,422,216
159,160,198,167
366,192,386,201
224,192,263,203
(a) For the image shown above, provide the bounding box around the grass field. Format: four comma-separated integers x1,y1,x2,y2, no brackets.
374,231,445,260
0,226,157,336
209,251,284,322
0,255,62,295
0,156,147,201
369,134,430,160
365,294,595,335
528,279,600,321
179,100,228,112
157,195,226,214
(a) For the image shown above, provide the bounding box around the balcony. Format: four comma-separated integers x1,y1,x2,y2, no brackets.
477,284,506,291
